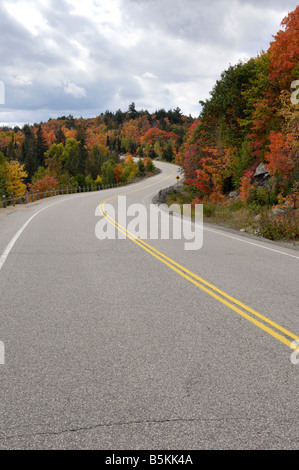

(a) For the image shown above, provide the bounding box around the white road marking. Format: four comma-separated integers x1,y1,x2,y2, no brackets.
0,170,173,273
151,196,299,260
0,198,74,272
203,226,299,260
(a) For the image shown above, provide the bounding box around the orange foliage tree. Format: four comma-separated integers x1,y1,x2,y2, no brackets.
269,6,299,90
29,174,59,193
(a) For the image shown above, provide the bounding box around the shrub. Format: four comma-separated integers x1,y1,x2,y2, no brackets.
29,174,58,193
85,174,94,187
95,175,102,185
203,202,216,217
259,211,299,240
229,200,245,211
248,186,278,207
74,174,86,187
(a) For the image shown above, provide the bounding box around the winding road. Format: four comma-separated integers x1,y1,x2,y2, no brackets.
0,160,298,449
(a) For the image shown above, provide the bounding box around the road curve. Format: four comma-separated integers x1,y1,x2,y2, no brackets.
0,161,298,450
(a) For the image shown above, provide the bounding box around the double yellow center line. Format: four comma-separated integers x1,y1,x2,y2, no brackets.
98,169,299,352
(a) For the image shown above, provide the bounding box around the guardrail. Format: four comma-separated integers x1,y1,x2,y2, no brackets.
0,181,133,209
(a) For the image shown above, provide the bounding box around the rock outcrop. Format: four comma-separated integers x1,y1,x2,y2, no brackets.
253,163,270,187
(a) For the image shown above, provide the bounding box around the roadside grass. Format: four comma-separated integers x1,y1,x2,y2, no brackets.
166,189,299,244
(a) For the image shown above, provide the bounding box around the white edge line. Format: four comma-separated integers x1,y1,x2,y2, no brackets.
203,226,299,260
0,197,79,272
152,199,299,260
0,170,175,272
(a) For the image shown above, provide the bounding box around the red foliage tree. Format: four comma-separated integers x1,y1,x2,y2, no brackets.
29,174,59,193
269,6,299,90
265,131,297,184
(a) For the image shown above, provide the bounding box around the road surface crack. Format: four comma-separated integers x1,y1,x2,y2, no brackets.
0,416,219,441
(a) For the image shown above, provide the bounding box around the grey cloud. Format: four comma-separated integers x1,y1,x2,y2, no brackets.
0,0,298,124
121,0,298,49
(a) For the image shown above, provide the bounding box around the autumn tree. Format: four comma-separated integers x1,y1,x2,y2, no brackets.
144,157,156,173
179,6,298,206
114,163,124,183
265,131,298,192
29,174,59,193
5,160,27,197
269,6,299,91
44,143,64,176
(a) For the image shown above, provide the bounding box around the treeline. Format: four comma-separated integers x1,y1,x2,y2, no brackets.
0,104,192,197
176,6,299,209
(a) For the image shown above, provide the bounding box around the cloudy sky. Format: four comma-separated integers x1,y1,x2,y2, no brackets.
0,0,298,126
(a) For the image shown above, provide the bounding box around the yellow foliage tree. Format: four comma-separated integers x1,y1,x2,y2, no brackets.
95,175,102,185
5,161,27,197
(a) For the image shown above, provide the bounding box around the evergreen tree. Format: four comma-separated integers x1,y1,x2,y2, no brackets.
55,127,66,145
21,125,38,181
163,143,174,162
137,158,145,176
7,135,16,161
149,146,158,160
36,125,48,166
75,125,89,175
114,109,125,127
86,145,101,179
0,151,8,196
128,102,138,120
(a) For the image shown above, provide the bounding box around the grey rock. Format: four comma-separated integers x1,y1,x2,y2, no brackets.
153,182,183,204
254,163,270,178
272,207,286,215
229,190,239,199
254,163,271,187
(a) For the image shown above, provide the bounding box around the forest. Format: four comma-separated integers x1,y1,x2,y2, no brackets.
176,6,298,210
0,104,188,198
0,6,298,239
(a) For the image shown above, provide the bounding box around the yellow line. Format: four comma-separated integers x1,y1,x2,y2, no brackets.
117,221,299,341
104,211,299,348
101,167,177,205
98,168,299,351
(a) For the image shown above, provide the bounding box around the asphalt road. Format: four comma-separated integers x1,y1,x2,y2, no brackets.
0,161,298,450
